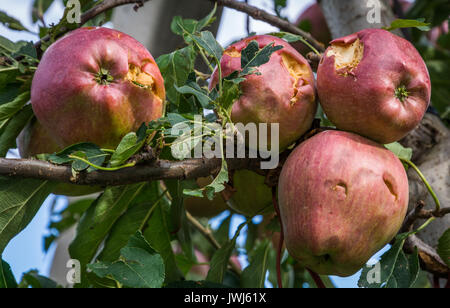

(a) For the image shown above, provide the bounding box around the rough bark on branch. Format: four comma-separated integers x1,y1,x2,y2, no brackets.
0,157,261,187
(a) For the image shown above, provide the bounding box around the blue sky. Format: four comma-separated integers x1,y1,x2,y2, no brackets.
0,0,388,288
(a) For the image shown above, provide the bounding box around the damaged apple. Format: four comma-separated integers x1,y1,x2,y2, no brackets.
317,29,431,144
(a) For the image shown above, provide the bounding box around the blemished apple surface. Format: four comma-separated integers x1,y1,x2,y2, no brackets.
31,27,165,150
209,35,317,150
278,130,409,277
317,28,431,144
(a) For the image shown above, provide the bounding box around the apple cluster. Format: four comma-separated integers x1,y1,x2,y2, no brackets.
22,21,431,278
279,27,430,277
207,28,430,276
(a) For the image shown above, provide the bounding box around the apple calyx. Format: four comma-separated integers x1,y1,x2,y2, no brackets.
395,85,409,103
95,68,114,85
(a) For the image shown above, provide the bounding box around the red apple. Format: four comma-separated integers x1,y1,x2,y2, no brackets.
17,119,102,196
278,130,409,277
184,176,229,218
31,27,165,149
294,3,332,55
229,170,273,217
209,35,317,150
317,29,431,144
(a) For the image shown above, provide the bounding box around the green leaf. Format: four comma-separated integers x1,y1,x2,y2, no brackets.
437,228,450,267
0,35,18,54
240,42,283,76
18,270,59,288
241,241,271,288
45,198,94,252
144,202,183,283
204,162,229,200
164,179,194,260
171,16,199,37
0,86,20,106
383,18,431,31
0,104,34,157
183,161,228,201
214,214,232,247
156,46,196,108
197,4,218,31
218,79,241,114
192,31,224,62
206,220,247,283
0,11,30,32
48,142,108,172
244,220,258,253
274,0,287,17
13,41,38,59
385,249,420,288
0,91,30,121
88,232,165,288
385,142,413,161
69,183,147,274
109,125,147,167
358,233,418,288
170,5,217,38
165,280,228,288
0,259,17,288
175,83,213,109
241,40,260,68
32,0,54,23
97,182,162,262
0,177,55,254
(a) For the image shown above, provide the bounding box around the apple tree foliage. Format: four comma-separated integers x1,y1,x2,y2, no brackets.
0,0,447,288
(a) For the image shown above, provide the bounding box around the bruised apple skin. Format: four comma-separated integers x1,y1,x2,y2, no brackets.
317,29,431,144
17,120,102,196
209,35,317,150
278,130,409,277
31,27,165,149
294,3,332,55
184,177,229,218
229,170,273,217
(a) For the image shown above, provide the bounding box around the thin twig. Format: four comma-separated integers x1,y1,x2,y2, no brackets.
210,0,325,53
33,0,152,57
403,201,450,233
307,268,326,289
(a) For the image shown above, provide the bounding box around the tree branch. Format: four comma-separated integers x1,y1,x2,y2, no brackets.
209,0,326,53
404,235,449,277
0,157,261,187
34,0,152,55
403,201,450,233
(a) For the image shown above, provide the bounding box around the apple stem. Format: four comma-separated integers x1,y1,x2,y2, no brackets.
307,269,326,289
401,158,441,212
272,186,284,289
